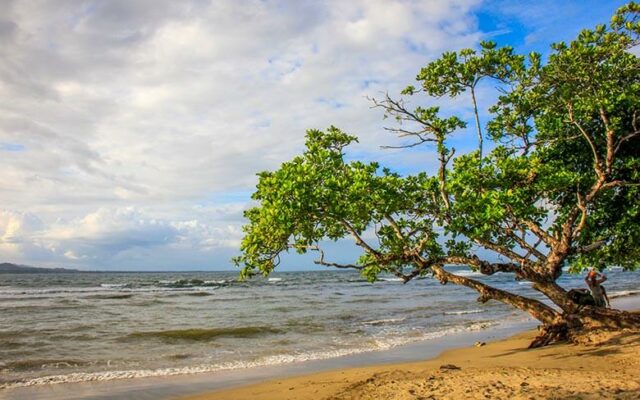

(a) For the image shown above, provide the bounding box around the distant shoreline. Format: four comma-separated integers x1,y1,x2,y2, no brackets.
0,262,356,273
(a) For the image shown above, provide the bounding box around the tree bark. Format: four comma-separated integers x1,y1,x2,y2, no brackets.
428,263,561,325
569,306,640,330
423,261,640,347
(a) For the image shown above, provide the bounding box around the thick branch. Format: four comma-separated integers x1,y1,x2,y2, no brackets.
599,107,615,174
384,214,405,241
443,256,518,274
522,219,558,247
472,237,533,268
573,191,588,239
428,262,560,325
573,239,607,254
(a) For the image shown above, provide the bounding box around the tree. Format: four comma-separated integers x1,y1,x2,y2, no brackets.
234,3,640,346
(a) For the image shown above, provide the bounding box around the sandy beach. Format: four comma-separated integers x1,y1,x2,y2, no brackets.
184,327,640,400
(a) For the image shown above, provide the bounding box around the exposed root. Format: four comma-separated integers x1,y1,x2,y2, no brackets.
528,323,569,348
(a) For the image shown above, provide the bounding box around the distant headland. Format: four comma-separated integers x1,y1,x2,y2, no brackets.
0,262,81,274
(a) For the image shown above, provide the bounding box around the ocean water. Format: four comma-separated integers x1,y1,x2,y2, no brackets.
1,268,639,390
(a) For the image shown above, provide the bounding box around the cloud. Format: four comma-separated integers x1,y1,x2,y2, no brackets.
0,0,496,269
0,206,246,269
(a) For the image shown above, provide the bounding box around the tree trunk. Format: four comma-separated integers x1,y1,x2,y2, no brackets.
527,308,640,348
569,306,640,329
428,263,640,348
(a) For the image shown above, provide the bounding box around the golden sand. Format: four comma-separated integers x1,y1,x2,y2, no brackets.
183,329,640,400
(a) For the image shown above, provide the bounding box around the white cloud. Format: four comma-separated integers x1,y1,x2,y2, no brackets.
0,206,246,269
0,0,484,269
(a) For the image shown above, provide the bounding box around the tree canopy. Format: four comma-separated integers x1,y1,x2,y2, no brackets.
234,3,640,344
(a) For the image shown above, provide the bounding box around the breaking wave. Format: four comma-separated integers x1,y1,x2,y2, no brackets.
125,326,282,342
0,321,496,389
444,309,486,316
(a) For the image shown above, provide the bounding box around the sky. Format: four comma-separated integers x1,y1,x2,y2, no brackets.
0,0,630,271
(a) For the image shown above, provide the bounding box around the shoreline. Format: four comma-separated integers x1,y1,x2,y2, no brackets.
185,296,640,400
2,320,535,400
3,296,640,400
187,326,640,400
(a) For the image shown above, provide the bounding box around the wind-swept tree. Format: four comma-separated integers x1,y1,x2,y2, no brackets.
234,3,640,346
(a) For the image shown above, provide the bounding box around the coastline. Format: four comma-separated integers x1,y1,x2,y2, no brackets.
1,319,535,400
184,296,640,400
3,295,639,400
187,326,640,400
0,295,640,400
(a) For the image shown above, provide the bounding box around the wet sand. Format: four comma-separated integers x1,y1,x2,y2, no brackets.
184,327,640,400
183,297,640,400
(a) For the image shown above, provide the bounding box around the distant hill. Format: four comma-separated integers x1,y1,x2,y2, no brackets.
0,262,81,273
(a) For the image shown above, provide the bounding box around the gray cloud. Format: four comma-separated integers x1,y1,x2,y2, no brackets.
0,0,485,269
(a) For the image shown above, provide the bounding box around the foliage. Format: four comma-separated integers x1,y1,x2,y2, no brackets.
234,3,640,325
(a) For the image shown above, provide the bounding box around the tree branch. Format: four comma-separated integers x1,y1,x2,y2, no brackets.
384,214,405,241
599,106,615,174
613,110,639,155
428,262,560,325
288,244,365,270
470,86,483,158
340,219,380,257
567,103,604,178
573,191,588,239
503,222,547,261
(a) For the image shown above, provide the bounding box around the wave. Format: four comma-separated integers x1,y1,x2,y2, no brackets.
444,309,485,316
362,318,406,326
344,297,392,304
379,277,404,282
448,270,483,277
155,279,221,288
268,278,283,282
0,321,497,390
87,293,135,299
609,289,640,299
183,292,213,297
1,359,91,372
125,326,281,342
0,285,221,298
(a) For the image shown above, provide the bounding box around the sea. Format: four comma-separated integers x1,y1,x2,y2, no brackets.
1,267,639,391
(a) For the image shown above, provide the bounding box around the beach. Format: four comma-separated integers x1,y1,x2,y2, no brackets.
184,326,640,400
2,297,638,400
1,272,640,399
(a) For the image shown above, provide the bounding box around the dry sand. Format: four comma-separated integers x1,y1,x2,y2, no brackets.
183,328,640,400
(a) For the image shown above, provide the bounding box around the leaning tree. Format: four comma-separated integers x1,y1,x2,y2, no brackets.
234,3,640,346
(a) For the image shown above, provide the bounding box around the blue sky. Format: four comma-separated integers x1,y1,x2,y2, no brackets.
0,0,630,270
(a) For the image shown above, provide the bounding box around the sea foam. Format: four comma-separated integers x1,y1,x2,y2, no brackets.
0,321,496,389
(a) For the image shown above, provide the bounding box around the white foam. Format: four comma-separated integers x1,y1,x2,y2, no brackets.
0,322,497,389
448,270,483,277
609,289,640,299
268,278,283,282
444,309,485,316
362,317,406,325
0,285,220,298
